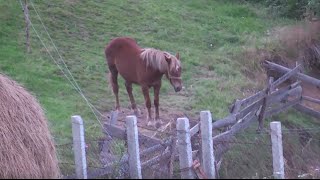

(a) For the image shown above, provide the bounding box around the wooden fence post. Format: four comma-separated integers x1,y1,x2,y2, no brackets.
72,115,88,179
177,117,195,179
270,121,285,179
200,111,216,179
126,115,142,179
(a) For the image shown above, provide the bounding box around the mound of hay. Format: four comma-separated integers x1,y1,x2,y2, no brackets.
0,74,60,178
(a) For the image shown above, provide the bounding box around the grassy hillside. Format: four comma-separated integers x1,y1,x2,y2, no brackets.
1,0,319,178
0,0,286,138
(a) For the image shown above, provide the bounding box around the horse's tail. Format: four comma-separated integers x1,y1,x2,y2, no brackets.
105,46,119,94
104,46,113,65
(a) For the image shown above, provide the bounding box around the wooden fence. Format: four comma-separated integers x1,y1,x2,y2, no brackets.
67,61,320,179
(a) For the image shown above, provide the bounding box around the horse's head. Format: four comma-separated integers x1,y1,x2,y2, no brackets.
164,52,182,92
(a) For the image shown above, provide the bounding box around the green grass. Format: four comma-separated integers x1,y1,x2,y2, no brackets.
1,0,319,178
1,0,278,138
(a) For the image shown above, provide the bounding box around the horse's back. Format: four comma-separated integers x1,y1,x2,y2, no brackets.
105,37,142,83
105,37,140,65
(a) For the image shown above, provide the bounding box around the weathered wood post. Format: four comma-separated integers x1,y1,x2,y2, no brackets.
258,77,274,132
72,115,88,179
200,111,216,179
270,121,285,179
126,115,142,179
177,117,195,179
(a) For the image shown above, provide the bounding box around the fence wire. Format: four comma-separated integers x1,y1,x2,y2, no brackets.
215,122,320,179
55,136,128,179
54,134,177,179
215,126,273,179
281,127,320,179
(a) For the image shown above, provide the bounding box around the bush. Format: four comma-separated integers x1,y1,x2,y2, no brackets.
248,0,320,19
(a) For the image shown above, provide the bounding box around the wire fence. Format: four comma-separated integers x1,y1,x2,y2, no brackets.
215,124,320,179
55,136,127,179
281,127,320,179
54,134,176,178
216,126,273,179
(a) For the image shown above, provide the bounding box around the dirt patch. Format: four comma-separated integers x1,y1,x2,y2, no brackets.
103,103,198,140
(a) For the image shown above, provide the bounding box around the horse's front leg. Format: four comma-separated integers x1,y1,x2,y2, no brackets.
154,83,163,126
141,86,155,127
125,81,140,117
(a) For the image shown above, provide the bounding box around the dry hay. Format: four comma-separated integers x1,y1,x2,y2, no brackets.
0,74,60,178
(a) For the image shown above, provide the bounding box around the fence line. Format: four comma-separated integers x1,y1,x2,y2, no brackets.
64,62,319,179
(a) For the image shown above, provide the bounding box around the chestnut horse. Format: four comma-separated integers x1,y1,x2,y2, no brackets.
105,37,182,127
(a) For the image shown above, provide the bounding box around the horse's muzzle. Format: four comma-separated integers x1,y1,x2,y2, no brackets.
174,86,182,92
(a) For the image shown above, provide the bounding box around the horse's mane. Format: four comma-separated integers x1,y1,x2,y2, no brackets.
140,48,171,73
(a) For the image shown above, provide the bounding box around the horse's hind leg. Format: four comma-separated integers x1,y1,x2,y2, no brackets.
141,86,155,127
125,81,140,116
108,64,120,110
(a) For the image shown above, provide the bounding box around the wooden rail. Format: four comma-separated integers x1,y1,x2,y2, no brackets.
263,60,320,88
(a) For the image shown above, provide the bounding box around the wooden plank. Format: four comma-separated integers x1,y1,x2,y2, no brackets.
269,81,301,98
257,77,274,131
263,60,320,88
103,124,163,147
104,124,126,139
268,86,302,105
302,96,320,104
212,114,236,130
190,123,200,137
293,104,320,119
231,111,258,134
141,151,171,169
142,149,201,171
239,89,267,109
213,111,259,146
271,64,301,88
140,139,172,158
237,98,263,120
229,99,242,114
266,98,301,118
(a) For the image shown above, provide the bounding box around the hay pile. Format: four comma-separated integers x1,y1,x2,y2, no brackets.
0,74,60,178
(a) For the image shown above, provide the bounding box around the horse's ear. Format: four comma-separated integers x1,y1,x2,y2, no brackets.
176,52,180,60
164,53,172,63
